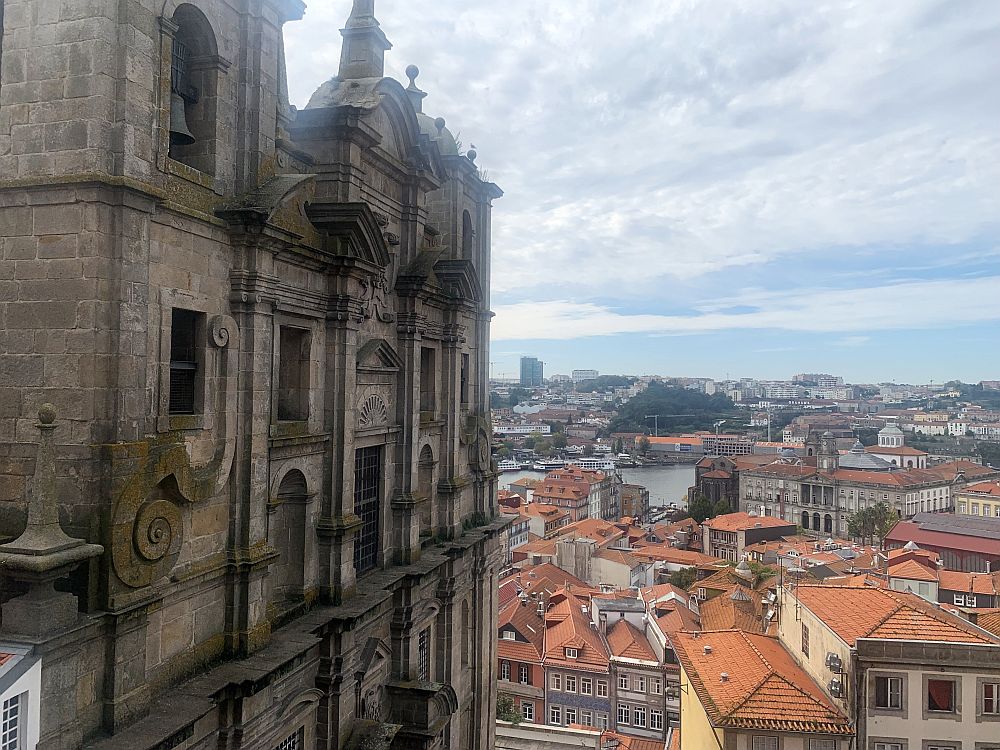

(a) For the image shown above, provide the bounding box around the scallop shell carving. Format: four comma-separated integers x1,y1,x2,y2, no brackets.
358,394,389,428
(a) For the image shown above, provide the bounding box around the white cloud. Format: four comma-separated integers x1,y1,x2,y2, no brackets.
490,276,1000,340
283,1,1000,302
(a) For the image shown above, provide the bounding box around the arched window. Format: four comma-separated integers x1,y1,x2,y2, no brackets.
812,512,821,531
824,514,833,534
168,4,220,174
801,511,809,529
461,210,474,259
269,469,308,606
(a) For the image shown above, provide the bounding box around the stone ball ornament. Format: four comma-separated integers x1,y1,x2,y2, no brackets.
38,403,57,425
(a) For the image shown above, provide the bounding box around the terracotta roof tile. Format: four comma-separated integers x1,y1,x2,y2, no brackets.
674,630,852,735
794,585,998,645
607,619,657,661
977,610,1000,637
938,570,1000,596
543,592,611,671
699,585,765,633
888,558,939,582
704,512,794,532
963,480,1000,497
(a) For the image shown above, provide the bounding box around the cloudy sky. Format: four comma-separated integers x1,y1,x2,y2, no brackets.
285,1,1000,384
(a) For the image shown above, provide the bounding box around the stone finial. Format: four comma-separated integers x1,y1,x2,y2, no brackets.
434,117,446,135
339,0,392,80
0,406,103,636
2,405,82,555
467,148,477,164
405,64,427,113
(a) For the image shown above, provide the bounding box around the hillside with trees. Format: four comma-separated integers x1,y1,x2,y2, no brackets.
610,382,738,433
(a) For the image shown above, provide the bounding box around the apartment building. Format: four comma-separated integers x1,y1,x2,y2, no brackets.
498,598,546,724
591,597,670,741
779,584,1000,750
956,480,1000,519
674,629,853,749
543,592,613,731
701,512,796,562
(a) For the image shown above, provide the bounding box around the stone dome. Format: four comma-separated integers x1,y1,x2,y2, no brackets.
416,112,459,156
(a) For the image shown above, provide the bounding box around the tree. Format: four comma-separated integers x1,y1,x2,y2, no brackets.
712,498,732,518
551,433,567,449
637,436,651,455
610,382,737,433
613,438,624,454
688,494,715,524
668,567,698,589
497,694,521,724
847,502,898,548
978,442,1000,468
583,443,595,456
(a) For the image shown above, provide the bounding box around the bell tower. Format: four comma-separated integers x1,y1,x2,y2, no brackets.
817,431,839,471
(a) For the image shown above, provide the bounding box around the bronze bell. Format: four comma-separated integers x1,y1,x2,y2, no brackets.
169,92,195,146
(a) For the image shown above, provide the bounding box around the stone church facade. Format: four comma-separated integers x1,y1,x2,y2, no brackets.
0,1,504,748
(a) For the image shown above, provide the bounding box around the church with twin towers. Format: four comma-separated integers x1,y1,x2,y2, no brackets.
0,0,504,748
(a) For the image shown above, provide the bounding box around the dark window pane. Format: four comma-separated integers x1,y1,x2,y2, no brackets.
169,309,199,414
353,446,381,574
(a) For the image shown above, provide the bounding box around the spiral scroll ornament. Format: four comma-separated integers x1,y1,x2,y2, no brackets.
209,315,235,348
113,493,184,588
134,499,181,563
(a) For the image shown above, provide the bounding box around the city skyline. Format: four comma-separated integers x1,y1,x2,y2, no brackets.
285,1,1000,386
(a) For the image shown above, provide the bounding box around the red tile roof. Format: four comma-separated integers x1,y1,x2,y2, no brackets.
888,558,939,582
865,445,927,456
885,521,1000,556
962,480,1000,497
498,598,545,662
793,585,998,645
938,570,1000,596
699,585,766,633
674,630,852,735
632,544,720,567
543,591,610,671
704,512,794,532
928,460,1000,480
607,619,657,661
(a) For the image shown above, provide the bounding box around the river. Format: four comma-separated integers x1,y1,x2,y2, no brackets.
499,464,695,509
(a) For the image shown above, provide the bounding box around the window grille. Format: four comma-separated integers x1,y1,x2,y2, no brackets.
417,628,430,681
272,729,303,750
353,447,381,574
1,694,21,750
170,38,190,95
169,309,199,414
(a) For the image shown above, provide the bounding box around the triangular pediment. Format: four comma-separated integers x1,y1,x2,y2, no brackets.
357,338,404,371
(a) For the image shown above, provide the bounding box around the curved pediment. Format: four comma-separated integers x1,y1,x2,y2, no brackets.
305,202,391,269
433,258,482,303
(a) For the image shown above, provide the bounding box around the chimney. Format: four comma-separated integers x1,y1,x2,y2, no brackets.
720,672,729,682
703,645,713,655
